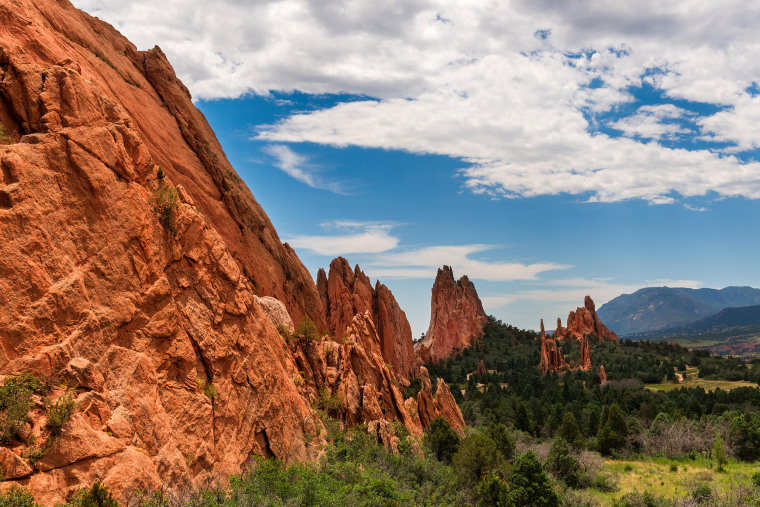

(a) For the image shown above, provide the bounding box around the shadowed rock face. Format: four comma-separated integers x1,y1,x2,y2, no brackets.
0,2,462,503
317,257,418,383
415,266,487,364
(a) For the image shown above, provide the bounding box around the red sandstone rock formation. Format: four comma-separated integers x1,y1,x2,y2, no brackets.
561,296,618,342
477,360,486,376
553,317,567,339
317,257,417,383
415,367,466,437
538,320,568,374
0,2,462,503
415,266,487,364
579,335,591,371
599,365,608,385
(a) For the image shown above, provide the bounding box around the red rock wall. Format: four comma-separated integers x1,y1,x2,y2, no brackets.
0,1,463,503
538,319,568,374
415,266,487,364
318,257,418,383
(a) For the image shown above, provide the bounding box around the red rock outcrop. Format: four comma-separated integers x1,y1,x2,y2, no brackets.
579,335,591,371
415,266,487,364
317,257,417,383
538,319,568,374
0,1,461,504
560,296,618,342
415,367,466,437
599,364,608,385
553,317,567,339
477,360,486,376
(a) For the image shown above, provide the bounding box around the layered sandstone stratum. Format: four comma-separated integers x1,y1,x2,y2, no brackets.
0,0,463,503
415,266,487,364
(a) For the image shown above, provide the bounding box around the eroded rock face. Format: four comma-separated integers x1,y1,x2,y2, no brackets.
599,365,608,385
477,360,486,376
561,296,618,342
538,319,568,374
0,2,465,504
318,257,417,383
415,266,487,364
414,367,466,437
579,335,591,371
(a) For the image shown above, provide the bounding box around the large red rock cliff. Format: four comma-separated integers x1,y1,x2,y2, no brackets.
317,257,418,383
0,1,461,503
415,266,487,364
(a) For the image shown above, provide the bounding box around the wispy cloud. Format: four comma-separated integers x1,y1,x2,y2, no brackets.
609,104,694,140
262,144,346,194
286,221,400,255
683,203,709,212
365,245,571,282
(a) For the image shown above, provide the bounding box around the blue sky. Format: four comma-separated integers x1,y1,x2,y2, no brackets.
75,0,760,335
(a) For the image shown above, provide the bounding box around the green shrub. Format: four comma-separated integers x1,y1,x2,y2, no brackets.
505,450,559,507
156,166,165,179
0,373,45,443
484,422,515,461
689,481,713,504
713,433,727,472
0,486,37,507
545,436,584,488
752,471,760,488
423,417,460,463
151,185,180,236
63,480,119,507
276,324,290,340
0,125,13,145
195,378,217,401
451,433,504,485
316,386,342,413
292,316,319,345
45,388,77,435
669,463,678,472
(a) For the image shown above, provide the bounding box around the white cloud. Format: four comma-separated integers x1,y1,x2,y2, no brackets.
365,245,571,282
609,104,694,140
262,144,345,193
286,221,399,255
683,204,709,212
74,0,760,203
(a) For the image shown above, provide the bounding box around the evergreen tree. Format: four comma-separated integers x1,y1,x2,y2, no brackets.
557,412,581,446
545,436,583,488
505,451,560,507
423,417,460,463
713,433,727,472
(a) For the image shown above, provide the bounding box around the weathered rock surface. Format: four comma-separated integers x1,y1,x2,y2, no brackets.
0,1,464,504
414,367,466,437
558,296,618,342
538,319,568,374
579,334,591,371
477,360,486,376
415,266,487,364
318,257,417,383
599,364,608,385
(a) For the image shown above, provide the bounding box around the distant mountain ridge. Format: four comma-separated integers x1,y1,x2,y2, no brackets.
597,286,760,335
626,304,760,340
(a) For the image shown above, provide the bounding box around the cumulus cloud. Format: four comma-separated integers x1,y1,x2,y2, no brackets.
74,0,760,203
609,104,694,140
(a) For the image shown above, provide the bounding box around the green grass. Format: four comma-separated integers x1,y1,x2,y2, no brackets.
646,367,757,392
591,456,760,503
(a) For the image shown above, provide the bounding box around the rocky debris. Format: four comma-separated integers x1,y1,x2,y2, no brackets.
318,257,417,383
599,365,608,385
255,296,294,333
367,419,400,454
0,447,33,479
415,367,466,437
562,296,618,342
538,320,568,374
477,360,486,376
415,266,487,364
